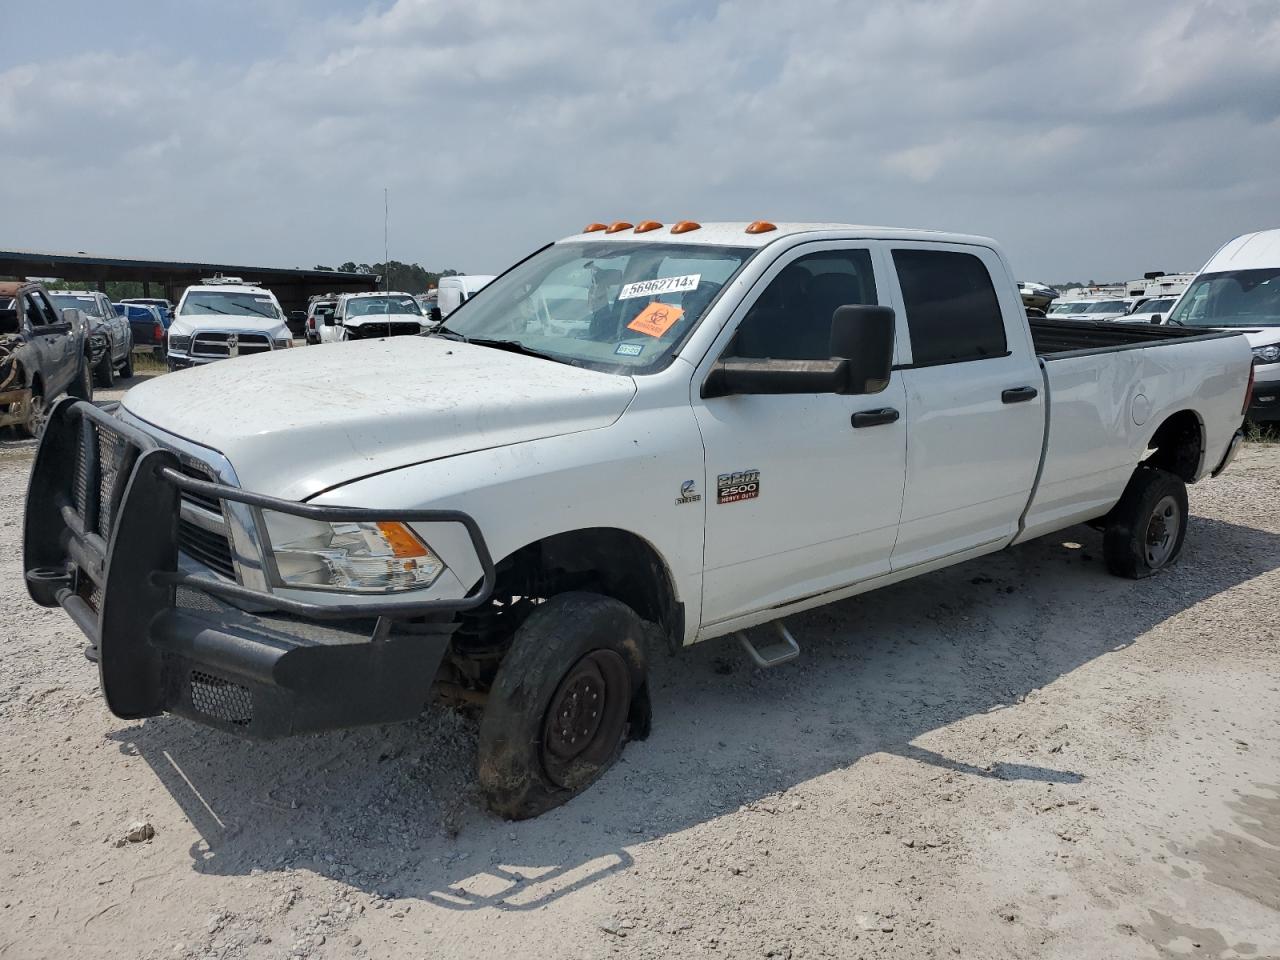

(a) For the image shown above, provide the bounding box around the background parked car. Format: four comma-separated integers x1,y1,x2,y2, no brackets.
119,297,175,323
436,274,495,318
1115,296,1179,324
115,302,168,357
0,281,92,435
48,290,133,385
321,291,426,342
305,297,336,345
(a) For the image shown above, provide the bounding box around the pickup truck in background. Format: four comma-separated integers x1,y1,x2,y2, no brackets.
0,281,92,435
25,221,1251,819
165,281,294,369
115,302,168,358
48,290,133,386
319,291,427,342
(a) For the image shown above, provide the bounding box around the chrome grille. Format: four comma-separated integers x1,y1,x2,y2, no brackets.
176,463,236,580
191,332,273,359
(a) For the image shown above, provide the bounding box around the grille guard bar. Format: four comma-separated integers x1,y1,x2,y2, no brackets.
26,397,496,620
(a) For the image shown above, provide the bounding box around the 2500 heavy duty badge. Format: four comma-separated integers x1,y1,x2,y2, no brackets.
717,469,760,504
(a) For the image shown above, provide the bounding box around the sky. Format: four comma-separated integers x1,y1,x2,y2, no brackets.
2,0,1279,283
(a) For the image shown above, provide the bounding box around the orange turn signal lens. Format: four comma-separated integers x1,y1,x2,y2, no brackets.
605,221,634,234
583,222,607,233
634,220,663,233
670,220,701,234
375,521,430,558
745,220,777,234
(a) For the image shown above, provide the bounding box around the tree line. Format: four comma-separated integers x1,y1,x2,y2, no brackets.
314,261,461,294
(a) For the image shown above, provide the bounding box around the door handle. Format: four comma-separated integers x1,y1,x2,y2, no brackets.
1001,385,1039,404
851,407,900,428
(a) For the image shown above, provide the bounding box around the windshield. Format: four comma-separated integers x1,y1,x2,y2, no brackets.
1168,269,1280,327
1135,298,1175,314
180,290,281,319
1048,302,1077,314
441,241,755,373
49,293,104,317
346,295,422,317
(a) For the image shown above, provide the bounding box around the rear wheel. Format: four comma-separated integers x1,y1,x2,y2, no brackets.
477,592,650,820
1103,466,1188,579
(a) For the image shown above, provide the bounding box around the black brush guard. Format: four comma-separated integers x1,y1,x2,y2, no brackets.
23,398,495,738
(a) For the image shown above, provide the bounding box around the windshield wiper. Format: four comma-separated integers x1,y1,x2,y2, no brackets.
467,337,563,363
432,325,469,342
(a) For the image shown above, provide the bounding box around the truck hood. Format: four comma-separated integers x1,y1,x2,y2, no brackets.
122,337,637,500
345,312,423,325
1232,327,1280,348
170,314,290,336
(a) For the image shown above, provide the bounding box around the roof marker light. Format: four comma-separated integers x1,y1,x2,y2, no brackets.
635,220,663,233
671,220,701,234
745,221,777,234
605,221,634,234
583,222,607,233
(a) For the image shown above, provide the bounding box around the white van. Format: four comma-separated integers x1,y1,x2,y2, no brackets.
437,275,495,318
1166,229,1280,421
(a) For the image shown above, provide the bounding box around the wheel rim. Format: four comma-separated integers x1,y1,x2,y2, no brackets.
1144,495,1180,568
541,649,631,789
27,393,46,435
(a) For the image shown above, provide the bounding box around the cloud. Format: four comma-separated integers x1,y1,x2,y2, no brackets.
0,0,1278,281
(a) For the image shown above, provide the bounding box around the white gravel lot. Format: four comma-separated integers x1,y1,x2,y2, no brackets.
1,380,1277,959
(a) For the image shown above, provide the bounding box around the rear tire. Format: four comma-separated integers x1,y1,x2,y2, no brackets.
477,592,650,820
1103,466,1188,579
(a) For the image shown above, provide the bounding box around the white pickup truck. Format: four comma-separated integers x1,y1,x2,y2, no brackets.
24,221,1251,819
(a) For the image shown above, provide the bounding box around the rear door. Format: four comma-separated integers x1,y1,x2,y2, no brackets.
692,241,909,625
884,243,1045,570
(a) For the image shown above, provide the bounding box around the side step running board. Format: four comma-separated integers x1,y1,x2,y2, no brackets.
737,621,800,668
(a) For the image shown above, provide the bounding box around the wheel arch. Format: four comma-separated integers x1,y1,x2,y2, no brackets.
1141,408,1204,483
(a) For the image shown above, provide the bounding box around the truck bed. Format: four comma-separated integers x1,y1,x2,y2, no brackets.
1029,318,1231,359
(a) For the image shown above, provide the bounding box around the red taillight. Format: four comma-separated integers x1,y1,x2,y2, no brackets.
1243,363,1255,414
153,322,163,341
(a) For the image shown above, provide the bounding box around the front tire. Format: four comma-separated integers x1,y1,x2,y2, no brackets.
68,360,93,401
1103,466,1188,579
17,387,46,439
477,592,650,820
94,351,114,387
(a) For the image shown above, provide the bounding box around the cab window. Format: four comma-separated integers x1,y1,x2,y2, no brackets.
727,249,879,360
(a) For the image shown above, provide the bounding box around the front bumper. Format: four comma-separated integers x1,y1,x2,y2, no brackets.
24,399,495,738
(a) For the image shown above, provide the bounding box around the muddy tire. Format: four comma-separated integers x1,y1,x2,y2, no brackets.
1103,466,1188,579
120,350,133,379
68,360,93,401
94,351,114,388
477,592,650,820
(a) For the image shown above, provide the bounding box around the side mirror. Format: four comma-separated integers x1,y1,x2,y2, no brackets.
830,304,895,394
429,306,443,326
1149,314,1162,325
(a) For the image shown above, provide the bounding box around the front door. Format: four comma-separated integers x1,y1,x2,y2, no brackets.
692,242,908,626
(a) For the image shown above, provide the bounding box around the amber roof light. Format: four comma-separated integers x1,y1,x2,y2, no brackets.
583,222,607,233
634,220,663,233
605,221,634,234
745,221,777,234
671,220,701,234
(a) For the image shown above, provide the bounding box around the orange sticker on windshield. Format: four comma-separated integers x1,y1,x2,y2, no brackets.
626,302,684,338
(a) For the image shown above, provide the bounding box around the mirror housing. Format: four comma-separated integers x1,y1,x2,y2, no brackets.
830,304,895,394
429,306,443,326
1149,314,1162,325
322,315,335,326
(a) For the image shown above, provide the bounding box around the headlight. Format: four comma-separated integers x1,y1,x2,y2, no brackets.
169,334,192,353
262,512,445,593
1252,344,1280,364
274,338,293,349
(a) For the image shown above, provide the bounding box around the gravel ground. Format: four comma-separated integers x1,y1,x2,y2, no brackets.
1,382,1277,959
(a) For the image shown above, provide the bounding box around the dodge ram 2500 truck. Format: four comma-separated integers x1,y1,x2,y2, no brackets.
24,221,1252,819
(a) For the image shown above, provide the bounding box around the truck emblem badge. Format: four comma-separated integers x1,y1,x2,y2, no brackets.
717,469,761,504
675,480,701,505
226,334,239,357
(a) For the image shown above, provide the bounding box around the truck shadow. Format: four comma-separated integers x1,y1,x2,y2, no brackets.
110,513,1280,913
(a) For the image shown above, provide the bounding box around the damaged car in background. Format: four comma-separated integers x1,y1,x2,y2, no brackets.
0,281,92,436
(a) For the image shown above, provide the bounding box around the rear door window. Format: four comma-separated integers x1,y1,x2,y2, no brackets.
892,249,1007,366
